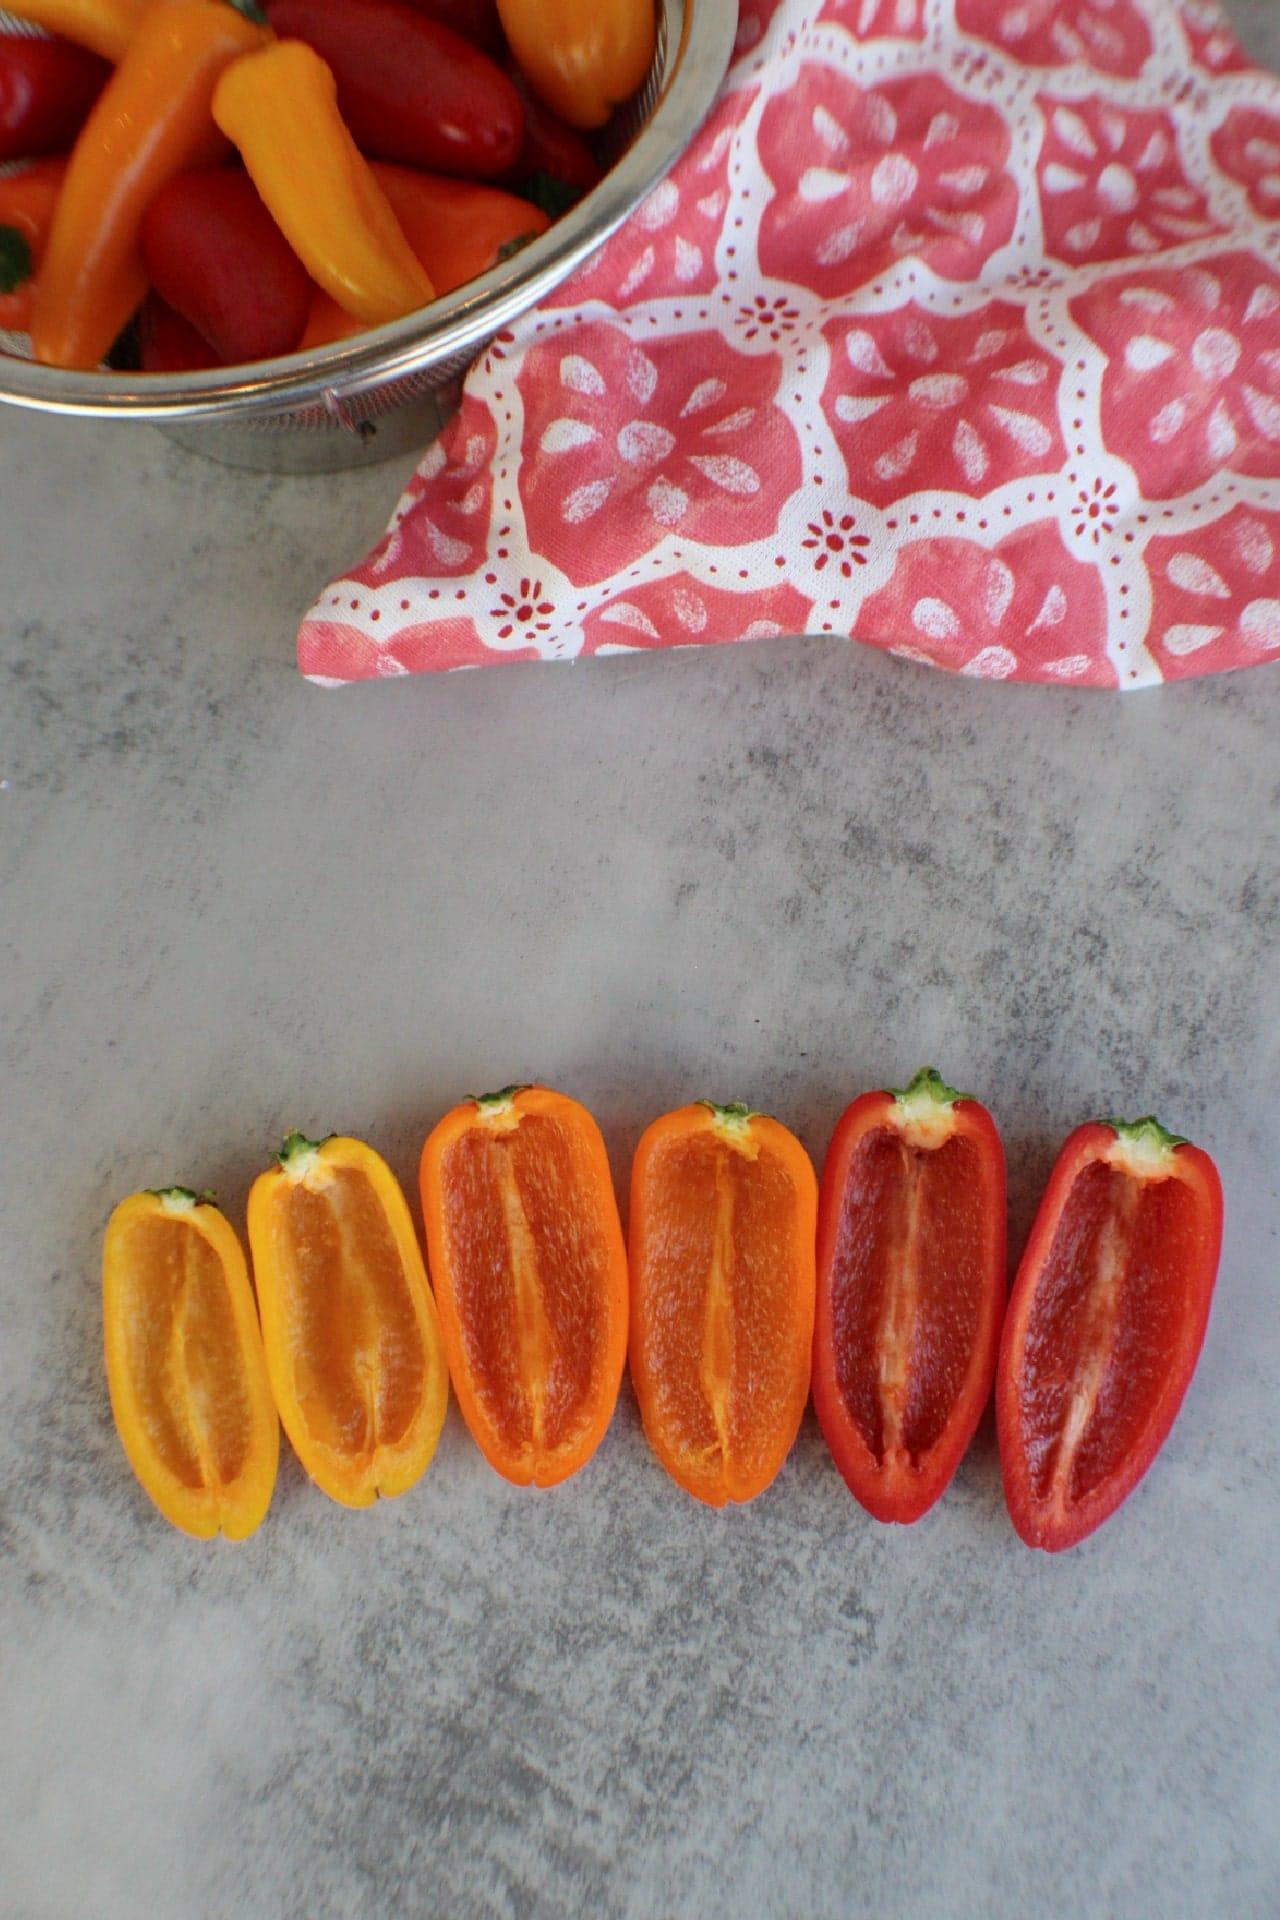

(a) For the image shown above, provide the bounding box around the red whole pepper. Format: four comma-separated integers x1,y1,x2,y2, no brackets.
400,0,503,56
812,1069,1007,1524
506,63,601,214
0,32,109,162
997,1115,1222,1552
140,167,311,363
138,291,223,370
265,0,523,179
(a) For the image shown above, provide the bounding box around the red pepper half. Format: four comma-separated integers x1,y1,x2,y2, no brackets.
812,1069,1007,1524
0,31,109,162
997,1115,1222,1552
140,167,311,363
265,0,523,178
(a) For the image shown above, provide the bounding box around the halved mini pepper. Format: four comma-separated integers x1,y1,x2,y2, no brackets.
247,1132,450,1507
31,0,265,369
213,38,435,326
2,0,144,63
419,1086,628,1487
103,1187,278,1540
812,1069,1007,1524
496,0,654,129
629,1102,817,1507
997,1115,1222,1552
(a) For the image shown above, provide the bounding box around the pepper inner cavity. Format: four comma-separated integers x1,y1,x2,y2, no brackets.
282,1167,425,1465
121,1214,252,1493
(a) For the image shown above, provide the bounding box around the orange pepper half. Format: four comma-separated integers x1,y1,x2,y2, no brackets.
247,1133,449,1507
629,1102,818,1507
419,1085,628,1487
31,0,265,369
103,1188,279,1540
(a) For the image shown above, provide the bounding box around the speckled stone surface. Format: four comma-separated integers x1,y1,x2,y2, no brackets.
3,10,1280,1911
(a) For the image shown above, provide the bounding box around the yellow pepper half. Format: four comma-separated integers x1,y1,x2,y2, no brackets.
246,1132,450,1507
103,1188,279,1540
213,40,435,326
2,0,146,63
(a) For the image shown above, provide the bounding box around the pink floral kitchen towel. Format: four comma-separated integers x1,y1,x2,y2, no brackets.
299,0,1280,688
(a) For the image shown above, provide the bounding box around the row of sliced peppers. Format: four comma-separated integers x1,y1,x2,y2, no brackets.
104,1073,1223,1553
1,0,651,368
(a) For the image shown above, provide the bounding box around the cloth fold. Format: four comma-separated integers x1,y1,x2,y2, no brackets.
300,0,1280,688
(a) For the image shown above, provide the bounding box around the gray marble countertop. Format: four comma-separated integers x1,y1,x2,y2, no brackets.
4,8,1280,1915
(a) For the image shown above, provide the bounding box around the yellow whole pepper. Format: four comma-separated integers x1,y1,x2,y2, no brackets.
2,0,146,62
495,0,655,130
213,40,435,327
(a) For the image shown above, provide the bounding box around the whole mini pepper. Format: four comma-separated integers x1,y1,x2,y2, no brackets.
138,291,223,371
400,0,503,56
0,155,66,331
0,32,109,161
1,0,145,62
506,62,601,214
141,168,312,362
301,165,549,348
265,0,523,178
213,40,435,326
31,0,266,369
496,0,654,130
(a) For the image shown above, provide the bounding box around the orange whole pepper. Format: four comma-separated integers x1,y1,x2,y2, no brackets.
0,156,67,333
301,164,549,349
213,40,434,326
2,0,146,63
31,0,265,370
496,0,654,130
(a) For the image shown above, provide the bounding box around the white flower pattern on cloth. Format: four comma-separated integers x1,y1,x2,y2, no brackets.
1212,105,1280,219
822,302,1064,502
1146,507,1280,675
1073,255,1280,497
955,0,1152,77
299,0,1280,689
757,66,1018,296
1037,98,1221,262
858,530,1110,681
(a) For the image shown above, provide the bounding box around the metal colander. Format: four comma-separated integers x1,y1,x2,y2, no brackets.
0,0,737,468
